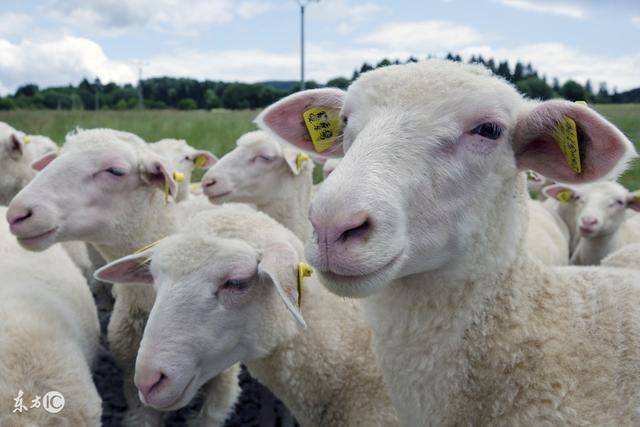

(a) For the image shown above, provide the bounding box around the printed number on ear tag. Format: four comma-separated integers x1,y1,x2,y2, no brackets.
552,117,582,174
556,190,573,203
194,155,207,168
303,107,342,153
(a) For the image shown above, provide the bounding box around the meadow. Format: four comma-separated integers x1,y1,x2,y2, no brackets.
1,104,639,187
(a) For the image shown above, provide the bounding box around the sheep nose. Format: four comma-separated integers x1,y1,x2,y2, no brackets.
581,217,598,227
6,206,32,226
312,212,372,249
201,177,217,189
137,370,167,403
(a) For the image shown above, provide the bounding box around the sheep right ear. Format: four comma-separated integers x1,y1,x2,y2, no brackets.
31,151,58,171
257,243,306,328
542,184,576,203
256,88,345,159
94,250,154,284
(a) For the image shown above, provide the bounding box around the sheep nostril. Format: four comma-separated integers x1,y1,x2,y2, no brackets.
339,218,371,242
9,208,32,225
203,178,217,188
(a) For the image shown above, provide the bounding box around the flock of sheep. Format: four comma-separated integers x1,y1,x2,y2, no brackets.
0,59,639,426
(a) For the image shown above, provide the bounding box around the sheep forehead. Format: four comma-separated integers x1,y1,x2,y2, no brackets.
153,138,191,155
62,130,147,162
346,60,521,118
237,131,281,152
582,181,628,201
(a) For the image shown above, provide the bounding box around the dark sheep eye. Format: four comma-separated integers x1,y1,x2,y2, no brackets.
222,278,249,291
106,167,126,177
471,122,502,140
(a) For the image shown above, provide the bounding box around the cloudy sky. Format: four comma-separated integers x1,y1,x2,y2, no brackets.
0,0,639,95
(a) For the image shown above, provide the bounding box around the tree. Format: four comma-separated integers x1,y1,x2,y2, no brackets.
516,76,554,100
376,58,392,68
560,80,586,102
177,98,198,110
513,62,524,82
15,84,39,97
327,77,350,90
496,61,512,81
204,89,222,109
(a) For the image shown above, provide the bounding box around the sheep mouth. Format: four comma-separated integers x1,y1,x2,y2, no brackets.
207,191,232,200
149,374,197,411
16,227,58,246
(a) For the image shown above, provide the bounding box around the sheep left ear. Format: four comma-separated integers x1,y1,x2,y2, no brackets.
142,156,178,199
189,150,218,169
627,191,640,212
514,100,637,183
257,243,306,328
8,134,24,159
94,250,154,284
31,151,58,171
282,147,307,175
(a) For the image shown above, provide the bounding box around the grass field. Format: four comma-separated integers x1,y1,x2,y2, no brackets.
1,104,639,187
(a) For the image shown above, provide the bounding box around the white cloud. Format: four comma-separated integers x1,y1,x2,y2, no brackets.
632,16,640,28
309,0,383,35
0,13,33,38
358,20,488,52
45,0,274,35
0,36,135,95
460,43,640,91
496,0,585,18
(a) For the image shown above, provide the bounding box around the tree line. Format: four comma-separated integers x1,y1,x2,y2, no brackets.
1,53,638,111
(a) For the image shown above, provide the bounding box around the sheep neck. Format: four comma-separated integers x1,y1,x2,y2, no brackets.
256,167,313,242
572,231,622,265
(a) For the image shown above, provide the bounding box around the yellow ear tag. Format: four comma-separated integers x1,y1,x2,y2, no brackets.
23,135,31,144
552,116,582,174
575,100,587,106
134,238,164,265
297,262,314,308
173,172,185,183
194,155,207,168
556,189,573,203
303,107,342,153
296,152,310,171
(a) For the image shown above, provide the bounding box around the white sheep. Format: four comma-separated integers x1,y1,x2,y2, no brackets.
525,170,553,200
95,205,399,426
544,181,640,265
0,122,57,206
149,138,217,202
257,59,640,424
201,130,314,241
525,199,570,265
322,158,341,179
0,205,101,426
7,128,240,427
601,243,640,270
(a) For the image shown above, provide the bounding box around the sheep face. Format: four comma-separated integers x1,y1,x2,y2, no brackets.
258,60,636,298
95,231,303,411
546,181,640,239
201,130,306,205
6,129,177,251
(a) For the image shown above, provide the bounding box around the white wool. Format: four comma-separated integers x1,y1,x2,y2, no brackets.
525,199,569,265
0,206,101,426
601,243,640,270
202,130,313,241
7,128,241,426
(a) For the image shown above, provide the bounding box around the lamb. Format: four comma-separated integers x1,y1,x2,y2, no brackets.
0,122,57,205
201,130,314,241
525,199,570,265
149,138,217,202
0,205,101,426
525,170,553,200
602,243,640,270
322,158,341,178
6,128,240,426
544,181,640,265
257,59,640,424
95,205,399,426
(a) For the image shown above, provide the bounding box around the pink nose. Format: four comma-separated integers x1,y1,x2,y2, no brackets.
312,212,371,250
201,177,217,191
6,206,32,226
581,217,598,227
137,370,167,403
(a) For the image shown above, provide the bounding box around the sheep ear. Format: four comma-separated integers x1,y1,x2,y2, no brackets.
142,156,178,199
94,250,154,284
514,100,637,183
282,147,304,175
31,151,58,171
8,134,24,159
256,88,345,159
627,191,640,212
257,243,306,328
542,184,576,203
189,150,218,169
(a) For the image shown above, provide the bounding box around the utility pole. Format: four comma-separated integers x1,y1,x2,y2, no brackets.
296,0,319,90
131,60,149,109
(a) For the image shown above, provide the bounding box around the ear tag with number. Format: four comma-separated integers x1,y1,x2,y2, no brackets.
303,107,342,153
173,172,185,183
552,116,582,174
297,262,314,308
296,152,310,171
556,189,573,203
194,155,207,168
23,135,31,144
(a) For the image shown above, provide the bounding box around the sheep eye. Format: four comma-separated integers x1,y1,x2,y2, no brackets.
341,115,348,126
471,122,502,140
222,278,249,291
616,200,625,206
252,155,274,163
106,167,126,177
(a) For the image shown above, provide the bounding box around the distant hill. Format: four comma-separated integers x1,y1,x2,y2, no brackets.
615,87,640,103
259,81,300,91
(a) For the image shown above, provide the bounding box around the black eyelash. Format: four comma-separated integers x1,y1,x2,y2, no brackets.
106,167,126,177
471,123,502,140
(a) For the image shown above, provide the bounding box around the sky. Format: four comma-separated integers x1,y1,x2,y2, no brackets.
0,0,638,95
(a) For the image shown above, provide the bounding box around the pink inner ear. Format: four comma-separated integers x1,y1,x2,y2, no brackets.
542,184,571,200
96,258,153,284
514,101,634,183
32,152,58,171
191,151,218,168
148,160,177,197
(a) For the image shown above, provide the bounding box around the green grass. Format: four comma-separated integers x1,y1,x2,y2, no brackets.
1,104,639,187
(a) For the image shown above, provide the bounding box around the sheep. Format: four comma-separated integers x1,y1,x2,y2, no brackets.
201,130,314,241
525,170,553,200
322,158,341,179
149,138,217,202
257,59,640,424
525,199,570,265
0,122,57,206
544,181,640,265
602,243,640,270
6,128,240,427
94,205,399,426
0,205,101,426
